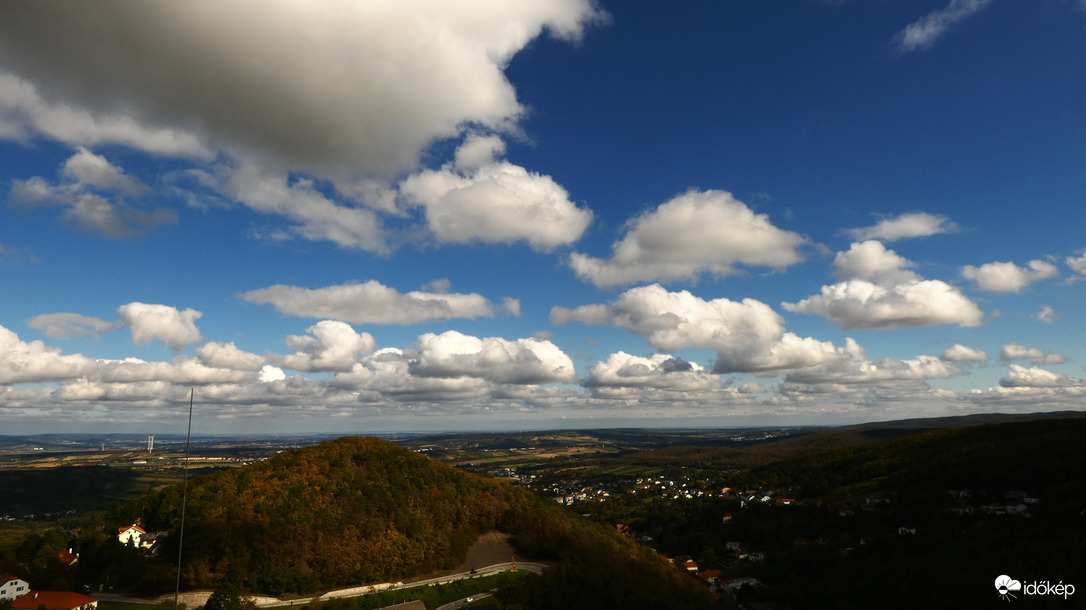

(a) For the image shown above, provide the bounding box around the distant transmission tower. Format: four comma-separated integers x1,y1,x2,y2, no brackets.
147,435,155,454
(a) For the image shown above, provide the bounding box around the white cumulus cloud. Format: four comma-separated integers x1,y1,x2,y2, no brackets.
847,212,957,242
399,138,592,251
410,330,576,384
784,347,963,388
10,149,177,238
0,325,95,384
783,280,984,330
552,284,846,373
999,342,1067,366
258,365,287,383
95,357,251,385
62,147,148,195
219,161,388,253
1065,250,1086,280
239,280,504,325
27,312,122,339
275,320,377,373
832,240,918,284
586,352,722,391
569,189,807,288
784,242,983,329
738,381,768,394
117,302,203,349
961,259,1059,293
999,364,1083,388
329,348,490,400
941,344,988,362
195,341,266,372
777,339,966,400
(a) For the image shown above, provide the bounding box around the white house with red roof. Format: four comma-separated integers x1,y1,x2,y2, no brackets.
118,524,146,547
1,576,30,601
12,591,98,610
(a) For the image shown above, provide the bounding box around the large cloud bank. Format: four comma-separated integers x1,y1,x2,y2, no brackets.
0,0,604,253
0,0,603,181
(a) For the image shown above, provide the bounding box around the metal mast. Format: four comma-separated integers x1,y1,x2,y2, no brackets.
174,389,194,610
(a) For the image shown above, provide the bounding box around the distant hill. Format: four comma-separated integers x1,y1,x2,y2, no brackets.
102,436,715,609
523,415,1086,609
748,415,1086,497
583,410,1086,472
726,416,1086,608
842,409,1086,430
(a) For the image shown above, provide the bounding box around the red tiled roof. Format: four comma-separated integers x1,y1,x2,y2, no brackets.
12,591,98,610
1,575,24,585
118,525,145,534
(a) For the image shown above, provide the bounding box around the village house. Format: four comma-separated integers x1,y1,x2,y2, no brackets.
118,524,146,547
697,569,722,584
12,591,98,610
0,575,29,601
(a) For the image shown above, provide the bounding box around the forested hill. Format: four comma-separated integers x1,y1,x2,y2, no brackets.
115,436,517,594
107,436,716,609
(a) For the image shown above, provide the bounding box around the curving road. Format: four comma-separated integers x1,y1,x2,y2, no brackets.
262,561,547,607
434,590,493,610
103,561,547,608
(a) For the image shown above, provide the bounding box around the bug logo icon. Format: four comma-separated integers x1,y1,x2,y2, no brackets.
996,575,1022,601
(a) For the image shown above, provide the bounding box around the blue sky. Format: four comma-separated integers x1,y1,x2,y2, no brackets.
2,0,1086,434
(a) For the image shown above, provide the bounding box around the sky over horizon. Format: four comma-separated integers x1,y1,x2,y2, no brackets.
2,0,1086,434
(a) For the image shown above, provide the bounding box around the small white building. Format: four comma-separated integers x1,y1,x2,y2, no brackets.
0,576,30,602
118,524,146,547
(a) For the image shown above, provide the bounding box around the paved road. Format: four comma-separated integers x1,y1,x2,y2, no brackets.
434,590,493,610
261,561,547,607
101,561,545,608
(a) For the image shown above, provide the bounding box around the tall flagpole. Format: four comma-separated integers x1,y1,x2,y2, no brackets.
174,389,194,610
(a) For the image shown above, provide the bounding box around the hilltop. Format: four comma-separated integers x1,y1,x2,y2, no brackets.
93,436,715,609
